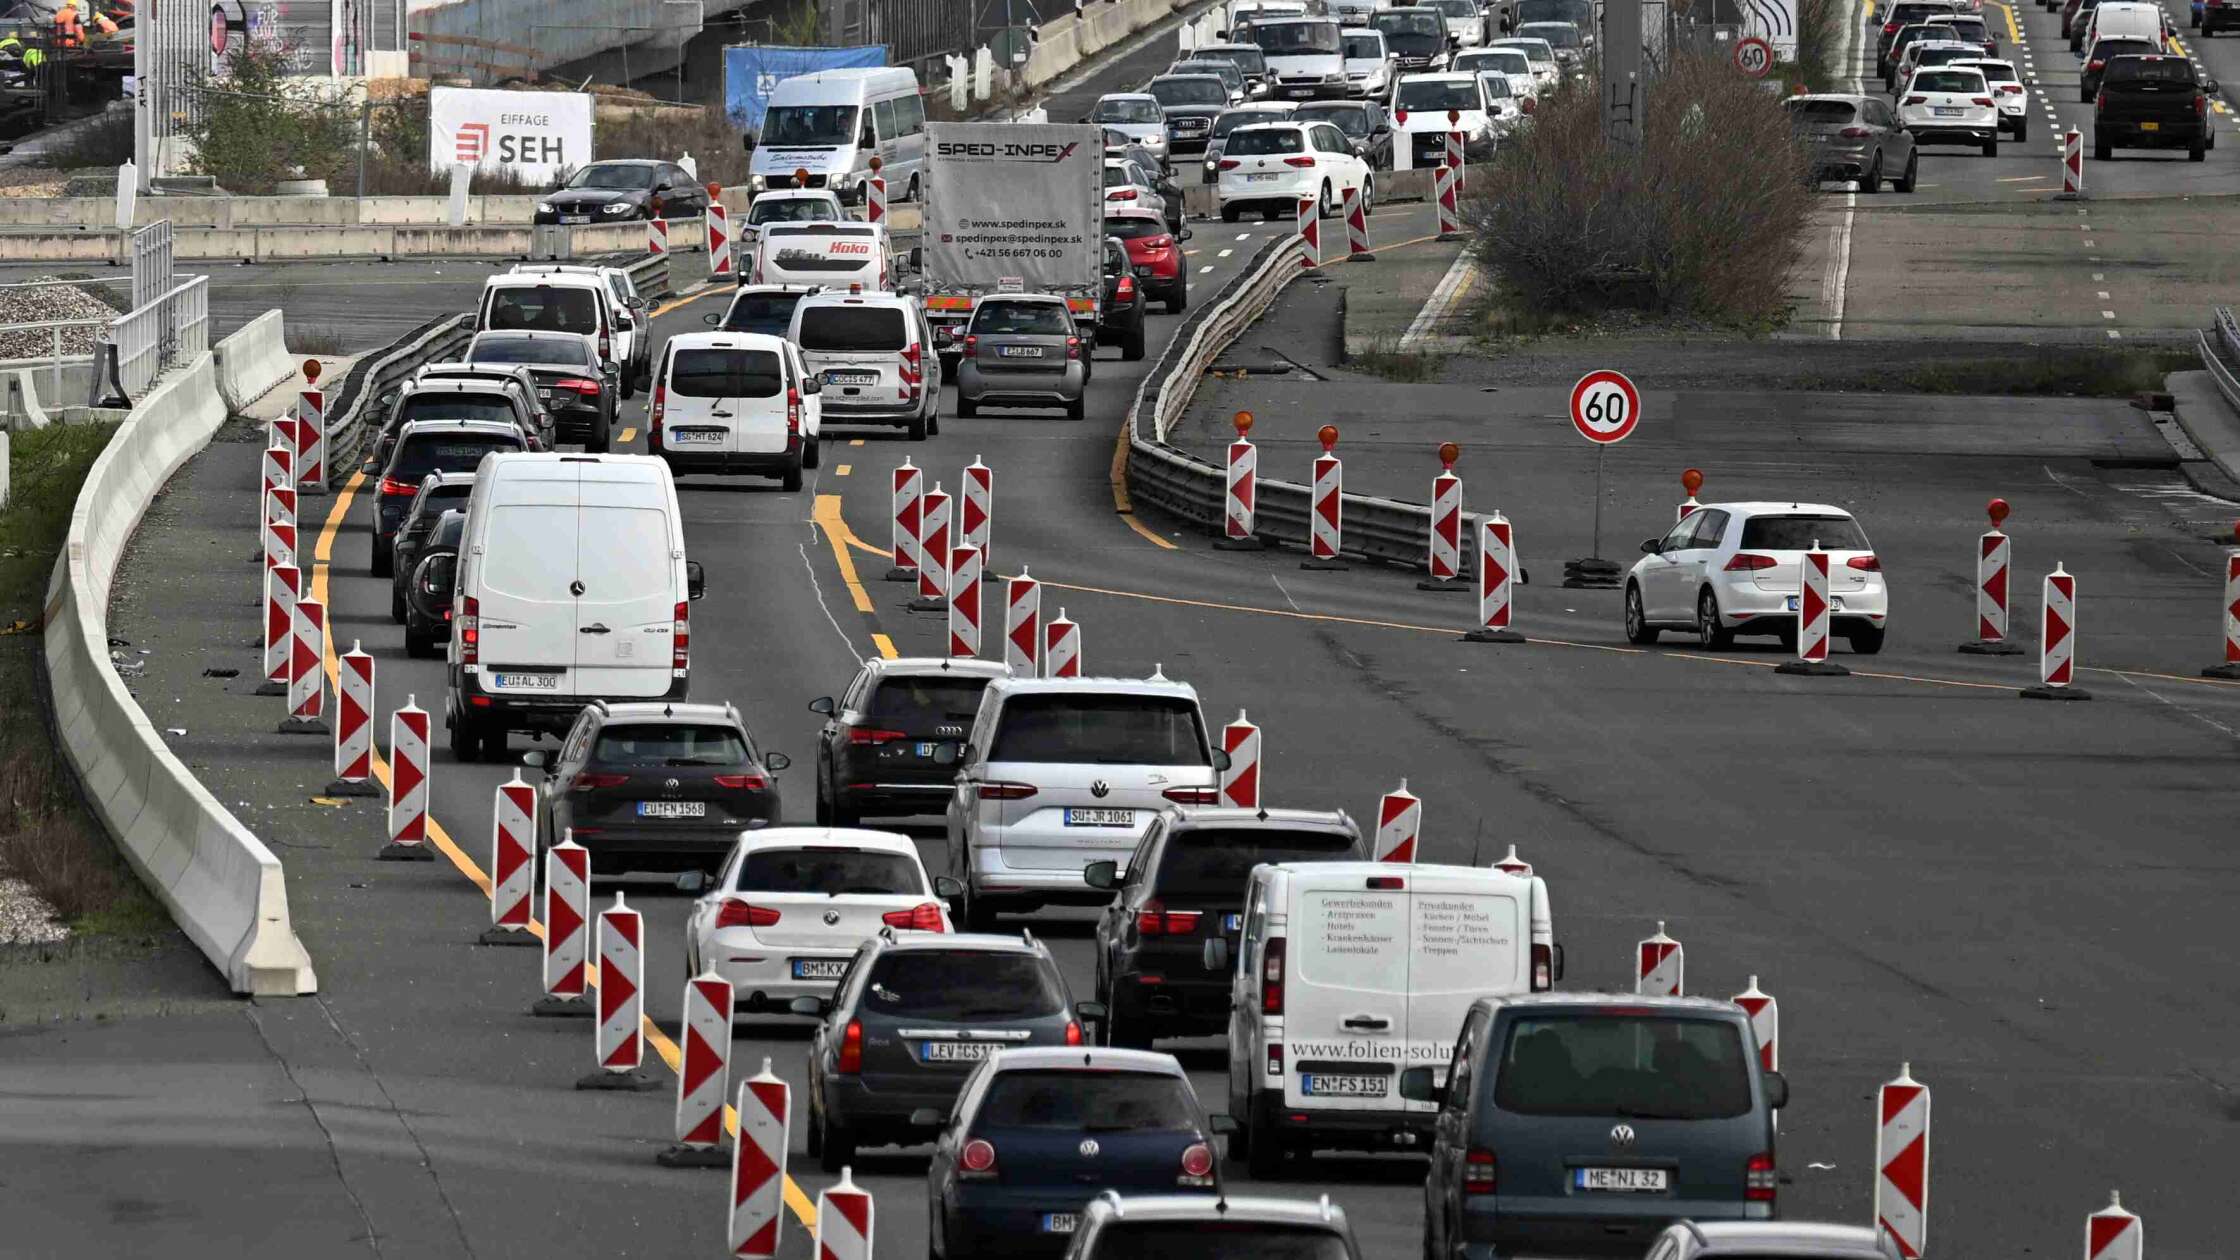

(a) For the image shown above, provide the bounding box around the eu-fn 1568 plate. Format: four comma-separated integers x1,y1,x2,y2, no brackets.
637,800,705,818
1575,1167,1669,1192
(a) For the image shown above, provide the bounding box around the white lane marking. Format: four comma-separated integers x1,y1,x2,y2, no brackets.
1200,265,1216,273
2102,310,2117,319
2084,238,2096,246
1218,247,1234,258
1402,251,1479,348
1826,193,1856,341
1234,232,1250,241
2117,671,2240,741
797,541,864,665
2108,329,2123,339
2042,463,2093,497
2093,272,2105,280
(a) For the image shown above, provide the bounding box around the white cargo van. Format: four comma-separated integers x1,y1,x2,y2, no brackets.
747,67,926,204
1218,860,1557,1175
748,221,895,292
649,331,819,490
443,453,705,762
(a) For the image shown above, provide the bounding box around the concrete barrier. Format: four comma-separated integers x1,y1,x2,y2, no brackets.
0,219,658,264
212,310,295,412
0,193,544,231
41,345,318,996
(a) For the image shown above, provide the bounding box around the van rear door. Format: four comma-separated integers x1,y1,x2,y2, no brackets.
572,464,678,698
474,462,581,694
1402,867,1530,1113
1282,868,1411,1113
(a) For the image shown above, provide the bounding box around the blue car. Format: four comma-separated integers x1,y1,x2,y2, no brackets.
923,1047,1228,1258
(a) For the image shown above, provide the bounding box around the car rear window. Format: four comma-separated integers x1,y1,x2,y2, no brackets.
471,336,593,367
1094,97,1165,124
591,723,749,767
1296,104,1371,131
724,292,809,336
1343,33,1384,57
867,675,992,723
1104,216,1168,241
1152,828,1360,897
398,394,518,426
1087,1224,1350,1260
971,300,1071,335
989,694,1208,766
1785,99,1857,121
974,1070,1199,1131
2106,56,2194,83
1150,77,1228,107
1395,78,1481,111
748,198,838,225
1911,69,1983,93
862,951,1067,1019
2092,39,2157,58
1226,127,1305,155
486,285,599,335
407,483,472,523
735,848,923,896
1213,109,1283,137
1963,61,2019,82
798,305,907,352
668,347,783,398
389,432,522,480
1937,18,1987,37
1737,514,1868,550
1493,1014,1754,1120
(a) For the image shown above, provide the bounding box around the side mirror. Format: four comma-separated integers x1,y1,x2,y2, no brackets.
788,996,829,1018
1398,1065,1445,1105
602,361,620,377
909,245,924,272
933,874,964,900
1209,1113,1239,1135
702,311,722,326
2208,79,2222,93
414,552,458,602
1640,537,1662,554
1212,748,1232,773
1374,122,1392,134
522,749,553,770
809,696,837,716
764,752,792,773
686,560,707,601
1201,937,1229,972
1084,859,1119,890
675,870,709,893
1075,1000,1108,1022
656,180,674,192
908,1107,946,1129
1553,942,1566,981
1764,1069,1789,1110
804,377,824,395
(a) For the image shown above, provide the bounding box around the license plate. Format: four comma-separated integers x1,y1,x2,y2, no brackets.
791,958,847,980
1933,106,1963,116
1785,595,1847,611
637,800,706,818
998,345,1045,358
1575,1167,1670,1192
825,370,878,385
491,672,559,691
1134,264,1155,276
1042,1214,1077,1234
2141,121,2160,131
921,1040,994,1062
1223,912,1243,932
916,742,937,757
1246,172,1280,182
537,388,552,400
1302,1073,1389,1097
668,429,725,446
1065,807,1133,827
561,214,591,225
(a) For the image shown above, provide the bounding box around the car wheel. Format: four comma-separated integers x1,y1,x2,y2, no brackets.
450,715,482,763
1696,588,1736,649
1222,203,1242,222
956,394,978,419
1624,583,1660,644
1982,135,1998,157
371,543,393,579
2095,134,2113,161
1895,151,1920,192
963,890,998,932
390,586,408,623
805,1097,826,1158
818,1118,855,1175
906,407,929,440
2081,86,2093,103
1318,181,1335,217
1103,993,1153,1049
588,417,611,455
1859,152,1881,193
1124,322,1147,360
2190,137,2208,161
404,624,434,658
1362,177,1375,215
1228,1116,1253,1162
928,408,941,437
478,724,506,762
782,454,805,492
814,774,834,825
2015,115,2027,142
1245,1122,1286,1179
803,436,820,470
1848,624,1888,655
1065,394,1086,421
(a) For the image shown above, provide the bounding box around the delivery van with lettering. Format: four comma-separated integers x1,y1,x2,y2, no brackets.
747,220,895,291
1215,860,1556,1176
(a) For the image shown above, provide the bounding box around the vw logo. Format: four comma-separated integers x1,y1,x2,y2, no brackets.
663,778,680,792
823,910,841,926
1610,1124,1637,1148
1078,1138,1100,1158
1090,780,1110,798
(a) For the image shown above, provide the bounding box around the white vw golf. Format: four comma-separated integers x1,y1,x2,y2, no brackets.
1624,502,1890,654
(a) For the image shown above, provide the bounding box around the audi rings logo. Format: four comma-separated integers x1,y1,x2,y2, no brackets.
1609,1124,1637,1148
1078,1138,1101,1158
1090,780,1111,798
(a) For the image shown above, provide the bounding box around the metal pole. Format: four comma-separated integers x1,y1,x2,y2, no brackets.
1591,443,1605,560
356,97,370,213
1603,0,1642,146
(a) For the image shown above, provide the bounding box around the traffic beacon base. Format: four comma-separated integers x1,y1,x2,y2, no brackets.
1774,658,1850,677
576,1068,662,1092
657,1143,730,1168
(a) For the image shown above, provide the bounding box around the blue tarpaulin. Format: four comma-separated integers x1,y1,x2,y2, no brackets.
724,45,891,132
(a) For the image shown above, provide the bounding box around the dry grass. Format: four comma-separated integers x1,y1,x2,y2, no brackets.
287,326,348,357
1348,338,1446,381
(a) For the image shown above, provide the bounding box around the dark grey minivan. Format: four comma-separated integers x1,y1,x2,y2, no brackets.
1405,994,1786,1260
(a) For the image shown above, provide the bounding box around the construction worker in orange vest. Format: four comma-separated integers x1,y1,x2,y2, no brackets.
88,5,117,36
52,1,83,48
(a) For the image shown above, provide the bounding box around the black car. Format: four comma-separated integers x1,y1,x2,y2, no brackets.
527,700,787,878
799,930,1098,1172
401,510,464,658
2095,54,2217,160
1099,236,1148,361
1148,74,1231,154
2080,36,2161,101
810,656,1010,825
534,159,706,225
1088,807,1364,1048
464,330,616,450
388,473,474,622
1293,100,1394,170
371,419,527,577
1375,7,1451,72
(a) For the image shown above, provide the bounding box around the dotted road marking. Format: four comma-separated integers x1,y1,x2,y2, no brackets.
616,426,637,444
835,463,851,476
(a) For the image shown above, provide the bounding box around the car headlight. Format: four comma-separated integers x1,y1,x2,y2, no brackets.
601,202,632,215
536,202,554,214
748,174,767,191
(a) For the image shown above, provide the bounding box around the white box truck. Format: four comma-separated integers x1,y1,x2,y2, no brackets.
919,120,1105,368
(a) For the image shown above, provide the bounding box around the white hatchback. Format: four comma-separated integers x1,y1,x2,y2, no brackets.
1623,501,1890,654
1954,57,2029,138
1898,65,2000,154
684,827,956,1012
1215,120,1374,221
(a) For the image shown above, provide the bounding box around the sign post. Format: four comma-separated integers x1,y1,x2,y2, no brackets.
1561,369,1640,589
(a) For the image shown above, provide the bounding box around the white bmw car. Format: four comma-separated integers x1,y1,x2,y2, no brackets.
1624,502,1890,654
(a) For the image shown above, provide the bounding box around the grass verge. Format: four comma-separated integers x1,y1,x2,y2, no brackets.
0,422,167,938
1348,337,1446,382
1854,348,2197,397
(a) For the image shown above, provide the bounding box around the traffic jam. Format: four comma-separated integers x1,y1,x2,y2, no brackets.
221,6,2196,1260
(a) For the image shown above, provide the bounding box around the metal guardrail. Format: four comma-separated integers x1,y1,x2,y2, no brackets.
2199,306,2240,416
0,317,101,400
323,313,475,474
106,274,209,401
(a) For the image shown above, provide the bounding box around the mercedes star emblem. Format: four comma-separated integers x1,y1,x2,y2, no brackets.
1610,1123,1637,1148
1078,1138,1100,1158
822,909,841,926
1090,780,1110,798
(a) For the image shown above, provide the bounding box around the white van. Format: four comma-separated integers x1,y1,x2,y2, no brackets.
1390,72,1497,169
2084,1,2168,50
476,273,623,385
1219,860,1557,1175
748,220,894,292
650,331,820,490
508,263,651,392
1243,16,1352,100
747,67,926,204
444,453,705,761
1224,0,1309,38
789,289,942,441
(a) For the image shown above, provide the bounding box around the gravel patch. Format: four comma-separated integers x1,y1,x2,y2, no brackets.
0,877,69,946
0,274,123,359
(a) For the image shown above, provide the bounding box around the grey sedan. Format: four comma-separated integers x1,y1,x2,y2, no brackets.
1786,92,1918,193
954,295,1092,420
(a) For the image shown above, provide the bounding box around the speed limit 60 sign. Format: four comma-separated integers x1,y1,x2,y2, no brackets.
1570,370,1641,444
1733,36,1773,78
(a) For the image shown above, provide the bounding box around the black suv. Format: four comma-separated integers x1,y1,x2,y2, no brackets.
797,929,1102,1172
388,473,474,623
2094,54,2217,162
370,417,527,577
1100,236,1148,362
401,510,464,658
1088,807,1364,1048
809,657,1011,825
527,700,789,878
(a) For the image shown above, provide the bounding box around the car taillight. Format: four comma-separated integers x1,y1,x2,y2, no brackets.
1847,554,1881,571
1161,786,1218,805
1283,155,1316,167
1179,1142,1215,1186
1266,1043,1283,1077
1108,188,1138,200
2000,83,2023,93
837,1020,863,1073
1464,1147,1498,1194
1522,97,1536,114
671,600,690,671
882,901,948,933
712,773,767,790
459,594,479,665
1531,942,1554,991
960,1138,997,1177
1135,902,1204,935
651,383,666,428
715,898,782,929
378,476,418,496
1117,273,1136,301
1261,936,1285,1015
570,771,629,791
556,377,602,396
1147,235,1172,251
598,331,611,361
1882,19,1899,33
1839,125,1871,137
1971,96,1995,106
2087,59,2104,70
974,781,1039,801
846,725,907,745
1064,1018,1084,1045
963,334,978,360
1219,158,1242,170
1725,553,1778,571
2096,90,2108,110
1065,337,1081,360
1746,1152,1778,1202
1903,94,1928,105
786,387,801,436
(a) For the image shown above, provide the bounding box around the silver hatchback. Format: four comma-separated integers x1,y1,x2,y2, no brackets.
953,295,1092,420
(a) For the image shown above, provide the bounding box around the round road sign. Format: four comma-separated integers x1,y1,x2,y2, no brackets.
1570,370,1641,444
1733,36,1773,78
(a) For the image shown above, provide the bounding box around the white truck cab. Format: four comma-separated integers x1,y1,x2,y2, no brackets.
1221,860,1556,1176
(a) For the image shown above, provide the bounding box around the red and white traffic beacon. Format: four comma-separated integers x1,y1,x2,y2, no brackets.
1215,410,1264,551
1959,497,2025,656
1677,468,1703,522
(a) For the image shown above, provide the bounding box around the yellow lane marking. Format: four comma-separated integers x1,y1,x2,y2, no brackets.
617,427,638,444
871,633,900,660
850,439,864,447
1121,512,1180,549
812,493,876,613
1992,0,2019,45
651,284,729,319
835,464,852,476
312,472,818,1231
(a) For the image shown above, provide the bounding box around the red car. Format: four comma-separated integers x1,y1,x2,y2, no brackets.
1104,208,1188,314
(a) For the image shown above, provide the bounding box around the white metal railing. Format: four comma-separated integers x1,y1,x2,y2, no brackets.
0,318,104,403
106,274,209,401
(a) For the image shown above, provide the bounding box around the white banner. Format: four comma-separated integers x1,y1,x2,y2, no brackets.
428,87,593,184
